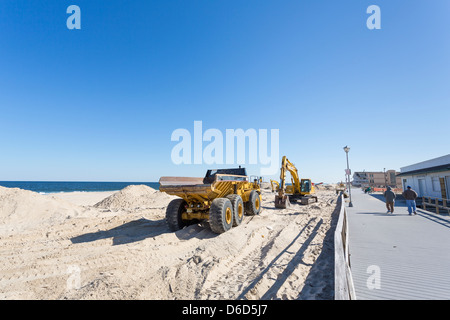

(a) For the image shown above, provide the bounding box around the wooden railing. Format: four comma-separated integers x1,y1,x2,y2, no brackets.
421,196,450,214
334,194,356,300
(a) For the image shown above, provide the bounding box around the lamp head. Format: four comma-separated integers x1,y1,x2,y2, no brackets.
343,146,350,153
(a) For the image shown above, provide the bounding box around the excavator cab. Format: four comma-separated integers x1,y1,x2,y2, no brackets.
301,179,311,193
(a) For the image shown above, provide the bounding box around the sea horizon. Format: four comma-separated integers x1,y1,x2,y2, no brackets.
0,181,160,194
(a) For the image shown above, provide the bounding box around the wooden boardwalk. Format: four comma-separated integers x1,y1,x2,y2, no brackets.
346,189,450,300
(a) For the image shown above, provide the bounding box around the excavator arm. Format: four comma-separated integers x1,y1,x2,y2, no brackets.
275,156,296,208
278,156,301,198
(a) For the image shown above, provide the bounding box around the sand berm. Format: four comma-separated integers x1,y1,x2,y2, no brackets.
0,184,340,299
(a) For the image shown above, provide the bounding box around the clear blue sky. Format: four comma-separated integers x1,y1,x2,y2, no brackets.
1,1,449,183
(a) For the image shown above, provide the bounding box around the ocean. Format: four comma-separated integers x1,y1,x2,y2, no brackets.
0,181,160,194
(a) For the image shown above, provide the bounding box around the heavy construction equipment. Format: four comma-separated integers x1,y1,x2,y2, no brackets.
335,182,348,198
159,167,262,234
274,156,318,209
270,180,279,193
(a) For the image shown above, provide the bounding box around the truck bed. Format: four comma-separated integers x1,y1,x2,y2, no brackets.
159,175,251,202
159,176,215,201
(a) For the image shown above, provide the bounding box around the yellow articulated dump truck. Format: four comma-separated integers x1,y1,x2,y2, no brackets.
159,167,261,234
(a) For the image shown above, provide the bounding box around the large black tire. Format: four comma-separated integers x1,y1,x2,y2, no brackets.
165,198,188,231
226,194,244,227
209,198,233,234
245,190,261,216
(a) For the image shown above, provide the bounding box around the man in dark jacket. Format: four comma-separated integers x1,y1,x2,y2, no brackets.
383,186,396,214
402,186,418,215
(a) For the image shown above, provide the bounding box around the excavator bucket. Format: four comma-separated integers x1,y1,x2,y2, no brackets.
274,194,291,209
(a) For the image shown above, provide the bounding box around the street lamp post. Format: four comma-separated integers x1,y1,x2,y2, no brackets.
343,146,353,207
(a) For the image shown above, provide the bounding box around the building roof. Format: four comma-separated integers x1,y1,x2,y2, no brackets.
397,163,450,177
400,154,450,173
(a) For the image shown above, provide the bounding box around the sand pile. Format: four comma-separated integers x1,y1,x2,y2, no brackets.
315,184,336,191
0,186,85,234
94,185,174,210
260,182,272,190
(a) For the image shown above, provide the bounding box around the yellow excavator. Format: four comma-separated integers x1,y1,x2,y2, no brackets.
270,180,279,193
274,156,318,208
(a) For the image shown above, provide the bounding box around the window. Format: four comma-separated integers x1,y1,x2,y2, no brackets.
432,177,440,192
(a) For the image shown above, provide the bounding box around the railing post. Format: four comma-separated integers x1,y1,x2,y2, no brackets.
435,198,439,214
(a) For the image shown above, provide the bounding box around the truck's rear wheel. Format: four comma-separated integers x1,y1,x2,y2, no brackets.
226,194,244,227
209,198,233,234
245,190,261,215
165,198,188,231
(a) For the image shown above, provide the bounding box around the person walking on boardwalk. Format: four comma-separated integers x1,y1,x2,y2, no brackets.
384,186,396,214
402,186,418,215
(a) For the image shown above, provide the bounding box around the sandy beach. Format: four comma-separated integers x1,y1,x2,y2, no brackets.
49,191,117,207
0,184,339,299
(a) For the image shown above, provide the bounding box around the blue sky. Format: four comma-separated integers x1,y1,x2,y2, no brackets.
0,1,449,183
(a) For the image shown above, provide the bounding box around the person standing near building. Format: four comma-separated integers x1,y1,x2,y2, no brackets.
402,186,418,215
384,186,396,214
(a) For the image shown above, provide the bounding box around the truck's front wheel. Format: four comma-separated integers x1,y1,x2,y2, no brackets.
209,198,233,234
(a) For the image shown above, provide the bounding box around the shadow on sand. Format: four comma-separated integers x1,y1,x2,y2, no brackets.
71,218,169,246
